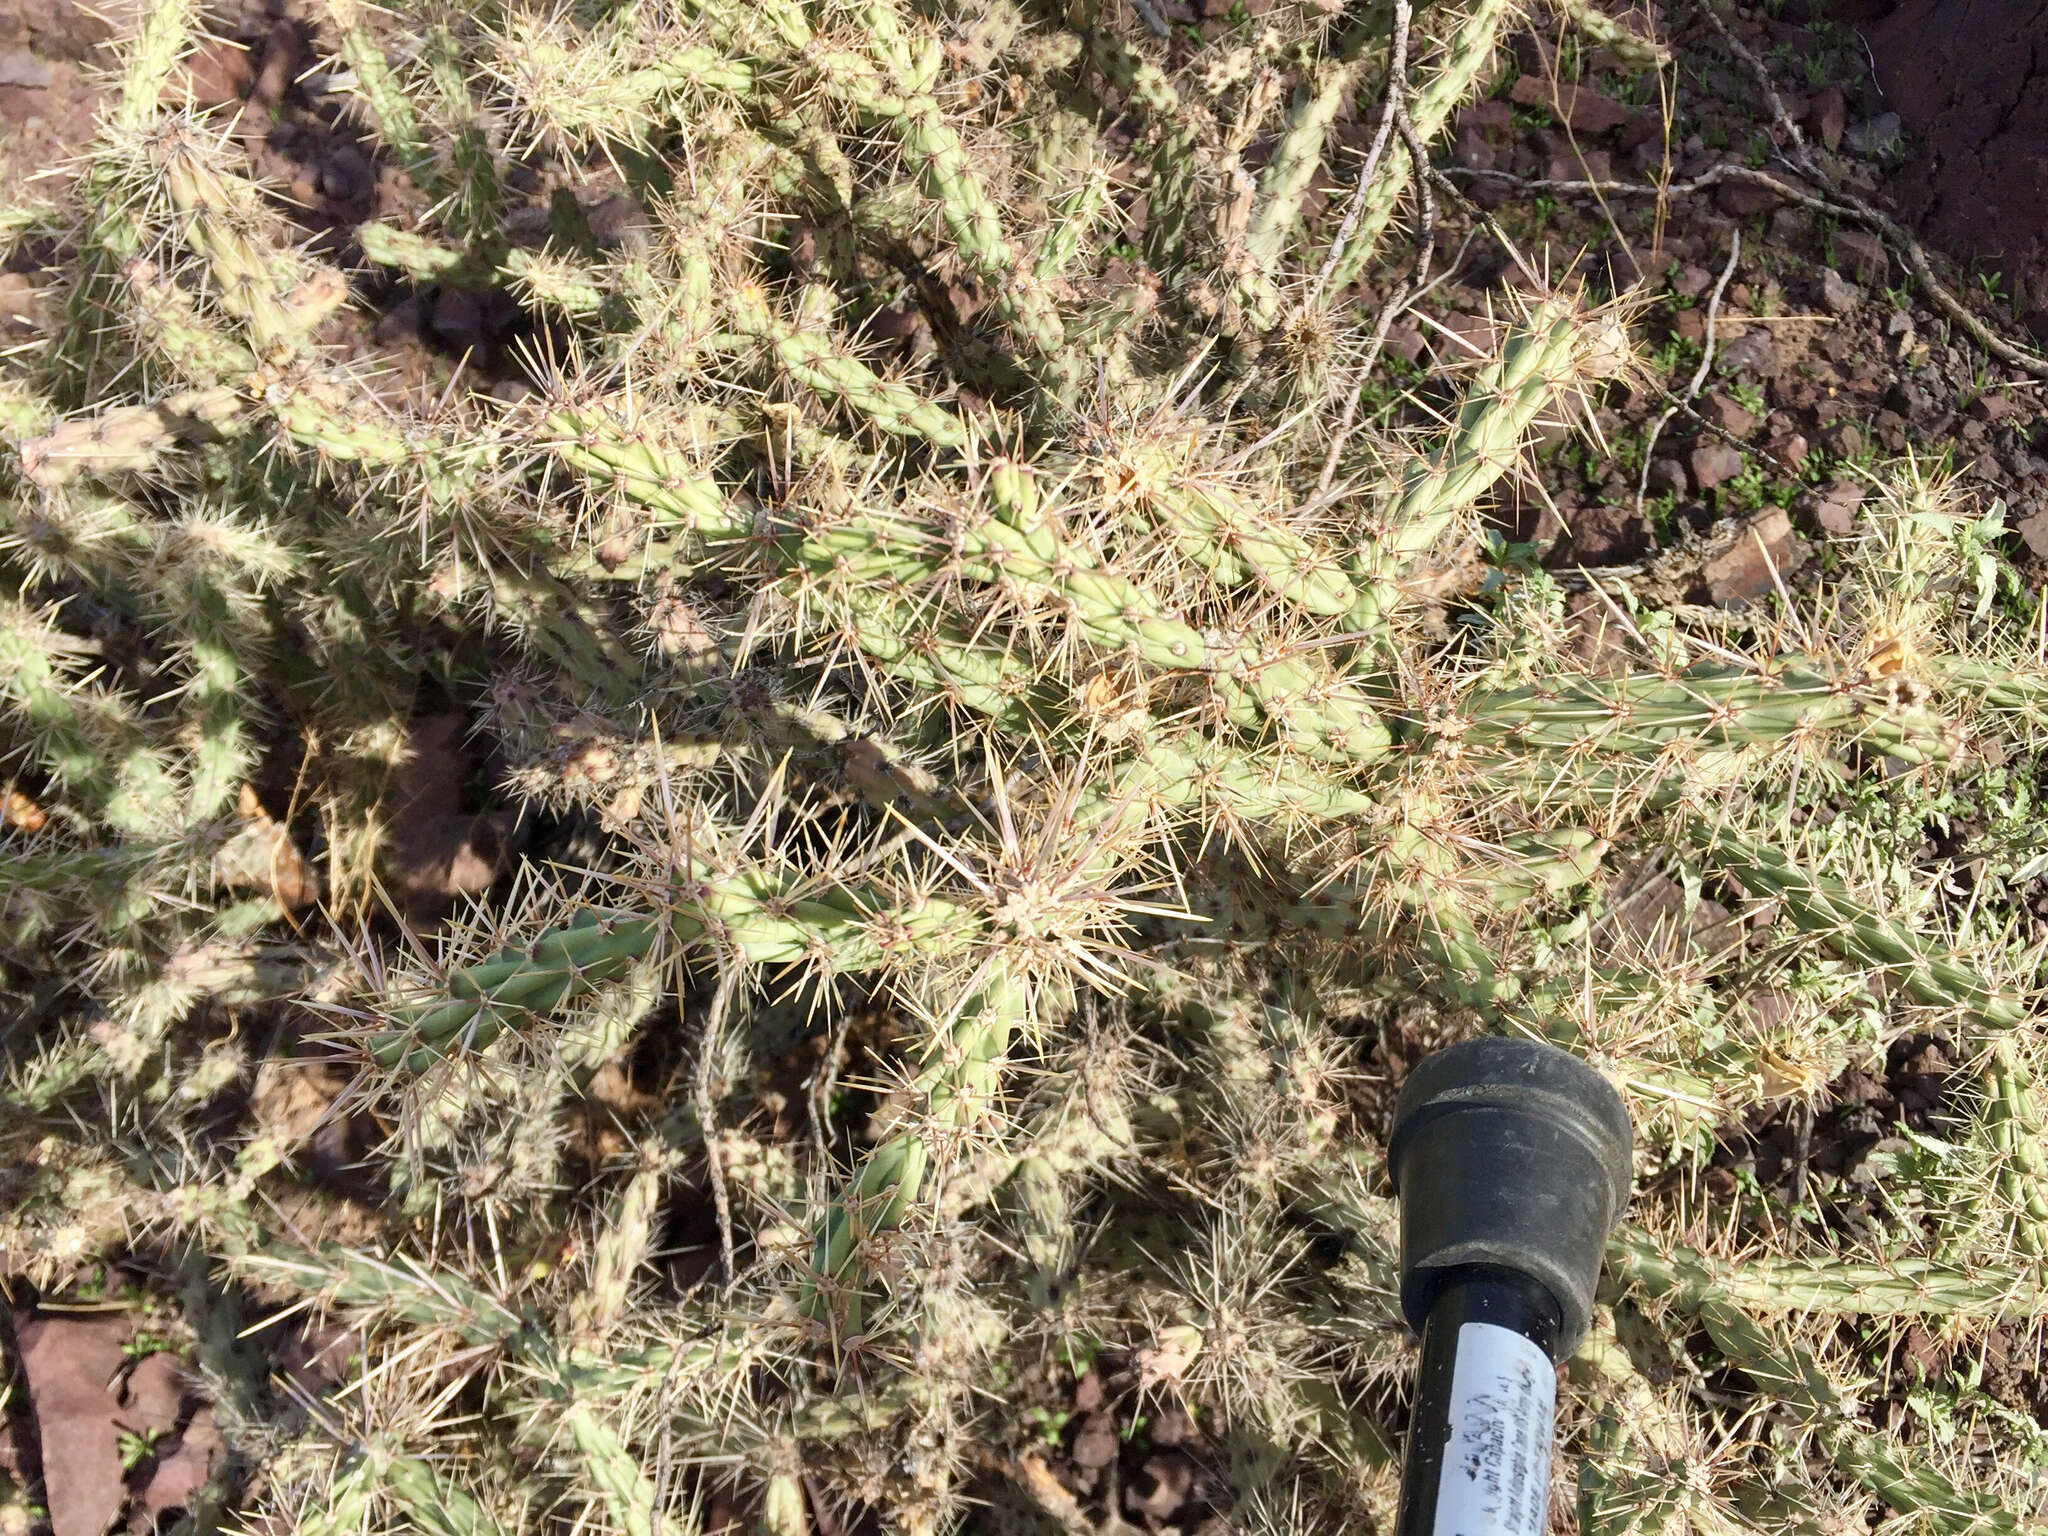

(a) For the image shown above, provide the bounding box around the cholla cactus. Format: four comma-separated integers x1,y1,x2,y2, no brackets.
6,0,2047,1533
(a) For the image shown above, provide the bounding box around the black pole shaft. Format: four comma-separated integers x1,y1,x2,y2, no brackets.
1395,1266,1563,1536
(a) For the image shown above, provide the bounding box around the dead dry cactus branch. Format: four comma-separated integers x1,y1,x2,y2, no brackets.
1322,0,1518,296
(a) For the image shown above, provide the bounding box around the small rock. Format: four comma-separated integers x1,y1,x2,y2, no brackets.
1703,508,1805,604
1969,392,2016,424
1690,442,1747,491
1818,266,1860,315
1454,124,1499,171
16,1315,133,1536
1883,380,1927,419
137,1407,224,1520
1383,318,1425,366
1670,264,1712,300
1832,228,1889,286
1508,74,1631,135
182,36,251,107
1128,1453,1197,1522
1718,329,1778,379
1562,500,1651,564
0,270,37,327
2018,508,2048,561
1844,111,1902,156
1765,19,1820,53
431,288,487,352
1706,392,1758,438
1459,99,1513,141
1567,590,1630,671
0,49,52,87
1646,457,1687,496
1806,479,1865,536
1618,109,1663,151
1771,432,1810,469
1823,421,1865,458
1509,30,1559,75
1598,236,1642,287
1072,1414,1119,1470
373,294,427,346
1674,307,1705,342
318,144,373,204
1715,178,1783,218
1543,147,1611,182
1438,311,1501,359
1769,205,1816,245
1808,85,1846,151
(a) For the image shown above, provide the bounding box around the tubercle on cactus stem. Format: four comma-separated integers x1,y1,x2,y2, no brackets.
0,596,198,835
1551,0,1671,70
153,129,314,360
1089,438,1357,615
112,0,197,129
368,871,981,1071
123,263,262,385
320,0,441,191
577,0,1067,365
1986,1039,2048,1258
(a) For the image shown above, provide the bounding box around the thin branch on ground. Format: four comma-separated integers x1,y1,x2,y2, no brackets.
1443,162,2048,382
1637,231,1740,528
1310,0,1413,307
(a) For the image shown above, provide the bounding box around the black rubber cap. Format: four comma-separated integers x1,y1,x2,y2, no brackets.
1387,1037,1632,1357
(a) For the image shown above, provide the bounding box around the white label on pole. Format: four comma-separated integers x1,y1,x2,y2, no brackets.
1431,1322,1556,1536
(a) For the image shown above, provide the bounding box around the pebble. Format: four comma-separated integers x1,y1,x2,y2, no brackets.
1690,442,1747,490
1824,421,1865,458
1844,112,1902,156
1832,229,1889,286
0,49,51,87
1670,264,1712,300
1818,267,1861,315
1808,86,1846,151
1647,458,1688,496
1706,392,1759,437
1703,509,1805,604
1508,75,1632,135
1717,329,1779,379
1803,479,1865,536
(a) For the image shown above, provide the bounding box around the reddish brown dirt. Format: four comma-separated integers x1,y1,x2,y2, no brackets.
1859,0,2048,335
